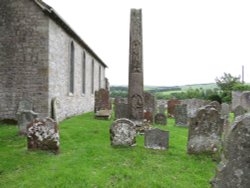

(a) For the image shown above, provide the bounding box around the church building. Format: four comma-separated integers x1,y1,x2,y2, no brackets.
0,0,108,122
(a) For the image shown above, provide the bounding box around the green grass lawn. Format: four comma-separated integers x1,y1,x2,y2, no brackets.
0,113,216,188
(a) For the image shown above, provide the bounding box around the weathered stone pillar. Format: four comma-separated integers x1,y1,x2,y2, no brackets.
128,9,144,123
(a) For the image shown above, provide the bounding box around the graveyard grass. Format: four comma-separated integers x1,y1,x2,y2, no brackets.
0,113,216,188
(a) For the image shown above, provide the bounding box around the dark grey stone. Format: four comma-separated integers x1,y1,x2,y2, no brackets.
144,128,169,150
175,104,188,126
144,92,156,123
128,9,144,123
233,105,247,117
187,105,224,154
154,113,167,125
211,113,250,188
114,97,128,119
27,117,59,154
110,118,136,146
221,103,230,118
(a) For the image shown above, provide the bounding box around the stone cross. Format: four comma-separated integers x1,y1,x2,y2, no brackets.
128,9,144,123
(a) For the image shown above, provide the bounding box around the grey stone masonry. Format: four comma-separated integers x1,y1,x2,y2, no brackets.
144,128,169,150
110,118,136,146
128,9,144,123
187,105,224,154
211,113,250,188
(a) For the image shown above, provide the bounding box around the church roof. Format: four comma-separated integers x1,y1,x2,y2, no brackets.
34,0,108,68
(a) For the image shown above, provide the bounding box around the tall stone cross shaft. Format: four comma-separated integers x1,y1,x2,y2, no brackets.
128,9,144,122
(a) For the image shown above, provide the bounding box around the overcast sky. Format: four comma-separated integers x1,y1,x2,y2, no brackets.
44,0,250,86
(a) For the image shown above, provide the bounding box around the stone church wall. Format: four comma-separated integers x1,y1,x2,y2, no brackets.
0,0,49,120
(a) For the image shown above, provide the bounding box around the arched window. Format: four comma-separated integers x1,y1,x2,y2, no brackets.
69,42,74,94
82,51,86,94
91,59,94,94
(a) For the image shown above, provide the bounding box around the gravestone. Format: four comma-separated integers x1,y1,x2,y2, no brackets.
175,104,188,126
158,104,166,114
144,128,169,150
114,97,128,119
233,105,246,117
154,113,167,125
167,99,181,117
240,91,250,111
182,98,209,117
211,113,250,188
51,97,60,124
27,118,59,154
221,103,230,119
128,9,144,124
143,92,156,123
187,105,224,154
94,89,111,112
110,118,136,146
95,110,112,120
16,99,38,135
209,101,221,112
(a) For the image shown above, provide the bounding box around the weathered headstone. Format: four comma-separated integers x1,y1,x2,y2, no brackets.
51,97,60,124
209,101,221,112
114,97,128,119
16,99,38,135
175,104,188,126
233,105,246,117
94,89,111,112
158,104,166,114
27,118,59,154
221,103,230,119
182,98,209,117
110,118,136,146
211,113,250,188
144,128,169,150
240,91,250,111
128,9,144,124
167,99,181,117
154,113,167,125
143,92,156,123
187,105,224,154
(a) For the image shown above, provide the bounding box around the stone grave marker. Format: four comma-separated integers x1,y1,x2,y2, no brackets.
209,101,221,112
110,118,136,146
154,113,167,125
187,105,224,154
167,99,181,117
95,109,112,120
51,97,60,124
174,104,188,126
94,88,111,112
16,99,38,135
143,92,156,123
211,113,250,188
114,97,128,119
221,103,230,118
27,117,59,154
233,105,246,117
158,104,166,114
144,128,169,150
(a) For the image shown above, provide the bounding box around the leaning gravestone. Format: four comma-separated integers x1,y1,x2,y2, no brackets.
144,92,156,123
187,105,224,154
154,113,167,125
110,118,136,146
174,104,188,126
114,97,128,119
211,113,250,188
233,105,246,118
144,128,169,150
27,117,59,154
16,99,38,135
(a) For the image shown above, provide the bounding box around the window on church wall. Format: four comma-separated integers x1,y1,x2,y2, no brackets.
69,41,75,94
91,59,94,94
82,51,86,94
99,65,101,89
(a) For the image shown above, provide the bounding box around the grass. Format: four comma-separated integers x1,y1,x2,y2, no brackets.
0,113,216,188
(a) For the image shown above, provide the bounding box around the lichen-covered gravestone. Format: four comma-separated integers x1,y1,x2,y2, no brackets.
187,105,224,154
110,118,136,146
211,113,250,188
154,113,167,125
94,88,111,112
27,118,59,154
16,99,38,135
114,97,128,119
233,105,246,118
144,128,169,150
174,104,188,126
167,99,181,117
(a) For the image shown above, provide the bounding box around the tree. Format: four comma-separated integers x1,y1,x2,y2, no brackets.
215,73,241,103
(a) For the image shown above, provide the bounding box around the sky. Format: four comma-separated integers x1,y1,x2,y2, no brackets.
43,0,250,86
